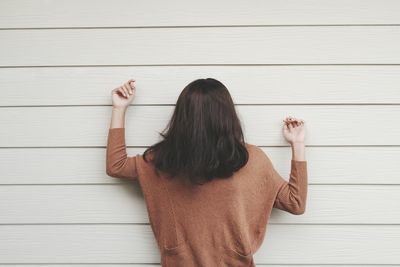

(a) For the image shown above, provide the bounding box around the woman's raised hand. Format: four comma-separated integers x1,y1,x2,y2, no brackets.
282,116,306,145
111,79,136,110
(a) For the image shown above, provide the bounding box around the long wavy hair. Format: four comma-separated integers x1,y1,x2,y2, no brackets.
142,78,249,185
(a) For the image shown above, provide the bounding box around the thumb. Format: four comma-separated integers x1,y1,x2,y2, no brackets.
283,123,289,132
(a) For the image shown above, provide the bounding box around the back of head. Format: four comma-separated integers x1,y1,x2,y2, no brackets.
143,78,249,185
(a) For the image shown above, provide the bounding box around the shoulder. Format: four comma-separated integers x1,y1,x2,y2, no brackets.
245,142,263,155
245,142,272,165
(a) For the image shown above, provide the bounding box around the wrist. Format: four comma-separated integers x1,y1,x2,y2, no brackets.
112,106,127,112
290,141,305,146
291,141,306,161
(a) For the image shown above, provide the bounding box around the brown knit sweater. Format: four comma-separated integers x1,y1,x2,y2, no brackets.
106,127,308,267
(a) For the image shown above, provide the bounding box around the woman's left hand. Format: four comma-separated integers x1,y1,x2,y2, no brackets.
111,79,136,110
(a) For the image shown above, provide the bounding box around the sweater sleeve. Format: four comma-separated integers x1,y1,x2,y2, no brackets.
106,127,139,180
270,159,308,215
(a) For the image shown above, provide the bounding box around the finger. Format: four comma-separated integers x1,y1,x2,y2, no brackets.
118,87,126,97
283,123,289,132
127,83,134,94
128,81,135,93
123,84,131,95
125,85,132,97
292,118,302,126
125,81,134,92
283,119,290,126
122,86,129,97
118,87,127,97
127,79,135,90
288,122,294,130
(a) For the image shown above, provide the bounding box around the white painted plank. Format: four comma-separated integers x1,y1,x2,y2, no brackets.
0,266,392,267
1,0,400,28
0,106,399,146
0,224,399,264
1,66,400,106
0,265,391,267
1,27,400,66
1,146,398,184
0,185,399,224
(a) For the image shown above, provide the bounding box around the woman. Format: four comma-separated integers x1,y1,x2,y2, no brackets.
106,78,307,267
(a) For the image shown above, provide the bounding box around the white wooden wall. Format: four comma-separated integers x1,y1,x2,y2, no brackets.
1,0,400,265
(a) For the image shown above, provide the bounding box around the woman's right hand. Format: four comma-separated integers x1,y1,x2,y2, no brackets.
282,116,306,145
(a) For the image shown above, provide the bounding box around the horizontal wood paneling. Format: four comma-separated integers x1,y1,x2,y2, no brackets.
0,106,399,146
1,27,400,66
1,146,398,184
1,0,400,28
1,0,398,265
1,66,400,106
0,185,399,224
0,224,399,264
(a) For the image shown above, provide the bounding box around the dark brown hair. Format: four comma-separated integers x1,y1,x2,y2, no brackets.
143,78,249,185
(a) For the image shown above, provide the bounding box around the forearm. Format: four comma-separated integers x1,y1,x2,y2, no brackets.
272,142,308,215
106,106,138,179
291,142,306,161
110,107,127,129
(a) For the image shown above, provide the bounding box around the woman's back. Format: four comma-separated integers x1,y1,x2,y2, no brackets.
106,127,308,266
